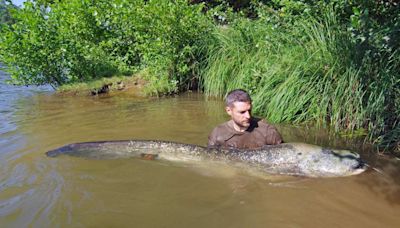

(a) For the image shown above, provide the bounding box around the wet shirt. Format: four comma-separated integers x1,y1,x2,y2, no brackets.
207,118,283,149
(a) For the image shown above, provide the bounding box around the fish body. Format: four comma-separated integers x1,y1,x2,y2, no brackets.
46,140,366,178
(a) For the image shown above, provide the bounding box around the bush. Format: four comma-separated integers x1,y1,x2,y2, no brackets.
0,0,212,92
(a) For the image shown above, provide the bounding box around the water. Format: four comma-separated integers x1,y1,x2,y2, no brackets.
1,69,400,227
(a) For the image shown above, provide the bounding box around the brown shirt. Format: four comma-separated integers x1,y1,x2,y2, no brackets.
208,118,283,149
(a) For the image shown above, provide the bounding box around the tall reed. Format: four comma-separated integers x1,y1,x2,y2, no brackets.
200,9,399,151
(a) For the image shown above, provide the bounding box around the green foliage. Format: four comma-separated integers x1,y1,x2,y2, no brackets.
0,0,17,25
201,6,399,152
0,0,212,91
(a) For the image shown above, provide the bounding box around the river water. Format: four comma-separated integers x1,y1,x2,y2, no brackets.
1,69,400,227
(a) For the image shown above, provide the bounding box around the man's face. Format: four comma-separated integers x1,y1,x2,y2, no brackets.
226,101,252,129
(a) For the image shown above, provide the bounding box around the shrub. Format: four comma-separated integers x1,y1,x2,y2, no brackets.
0,0,212,92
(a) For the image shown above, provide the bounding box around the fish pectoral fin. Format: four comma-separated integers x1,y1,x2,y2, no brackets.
140,153,158,161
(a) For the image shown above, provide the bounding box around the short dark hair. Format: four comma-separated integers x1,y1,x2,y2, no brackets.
225,89,252,107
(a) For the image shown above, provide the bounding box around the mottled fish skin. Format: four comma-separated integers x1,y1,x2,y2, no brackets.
46,140,367,178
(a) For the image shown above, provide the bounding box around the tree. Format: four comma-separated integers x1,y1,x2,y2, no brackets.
0,0,17,25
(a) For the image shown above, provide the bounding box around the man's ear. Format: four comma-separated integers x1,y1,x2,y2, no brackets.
225,106,232,116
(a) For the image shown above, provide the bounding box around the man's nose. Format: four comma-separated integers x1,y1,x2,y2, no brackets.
244,111,250,118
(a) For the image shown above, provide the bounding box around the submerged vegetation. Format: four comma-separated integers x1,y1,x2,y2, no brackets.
0,0,399,152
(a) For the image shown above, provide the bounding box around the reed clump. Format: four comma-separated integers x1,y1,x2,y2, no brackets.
201,9,399,152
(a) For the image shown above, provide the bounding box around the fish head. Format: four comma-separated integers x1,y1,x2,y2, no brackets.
300,147,367,178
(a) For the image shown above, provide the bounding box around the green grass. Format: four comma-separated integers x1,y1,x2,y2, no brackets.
200,10,399,152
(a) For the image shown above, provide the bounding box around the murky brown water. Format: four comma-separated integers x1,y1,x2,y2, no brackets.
1,70,400,227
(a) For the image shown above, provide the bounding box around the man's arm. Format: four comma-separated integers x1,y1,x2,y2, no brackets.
260,120,283,145
268,127,283,144
207,129,218,147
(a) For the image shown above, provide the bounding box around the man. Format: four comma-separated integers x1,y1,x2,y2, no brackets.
208,89,283,149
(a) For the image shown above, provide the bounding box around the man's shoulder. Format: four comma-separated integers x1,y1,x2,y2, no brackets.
210,121,233,135
208,120,236,143
253,118,283,142
252,117,276,129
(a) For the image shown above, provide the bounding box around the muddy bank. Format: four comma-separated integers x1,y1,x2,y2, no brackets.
56,76,148,97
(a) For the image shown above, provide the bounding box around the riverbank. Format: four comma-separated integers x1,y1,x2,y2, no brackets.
55,68,185,97
56,74,147,97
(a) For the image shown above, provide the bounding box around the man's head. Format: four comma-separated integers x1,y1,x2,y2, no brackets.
225,89,252,131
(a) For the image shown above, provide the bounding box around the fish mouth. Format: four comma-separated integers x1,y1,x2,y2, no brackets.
330,149,367,175
351,159,368,174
